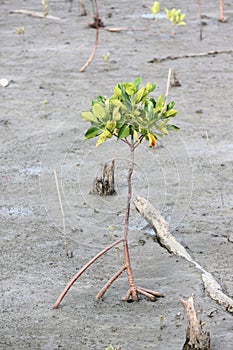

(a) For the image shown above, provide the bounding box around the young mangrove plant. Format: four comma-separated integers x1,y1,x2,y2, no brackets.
151,1,186,34
54,77,179,308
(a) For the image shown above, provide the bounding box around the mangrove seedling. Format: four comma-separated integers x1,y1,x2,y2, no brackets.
54,78,179,308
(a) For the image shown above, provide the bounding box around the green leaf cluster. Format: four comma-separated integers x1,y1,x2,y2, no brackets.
81,78,179,147
165,8,186,26
150,2,186,26
151,1,160,15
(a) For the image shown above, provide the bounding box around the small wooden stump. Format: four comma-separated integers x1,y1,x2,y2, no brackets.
180,295,211,350
91,159,116,196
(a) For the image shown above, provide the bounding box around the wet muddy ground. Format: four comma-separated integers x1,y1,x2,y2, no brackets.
1,1,233,349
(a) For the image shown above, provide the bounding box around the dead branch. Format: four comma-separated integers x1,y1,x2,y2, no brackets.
10,9,61,20
134,196,193,261
134,196,233,314
105,27,150,32
180,295,210,350
148,50,233,63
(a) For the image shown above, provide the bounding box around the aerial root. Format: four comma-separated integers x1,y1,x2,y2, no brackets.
124,286,164,302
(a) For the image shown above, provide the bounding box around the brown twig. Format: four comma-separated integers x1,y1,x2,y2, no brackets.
54,170,68,257
80,0,99,72
148,49,233,63
198,0,203,41
10,9,61,20
105,27,150,32
219,0,225,22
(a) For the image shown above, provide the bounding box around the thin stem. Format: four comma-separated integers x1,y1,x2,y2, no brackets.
122,136,138,300
80,0,99,72
54,170,68,256
123,138,134,240
219,0,225,22
165,67,172,98
198,0,203,41
53,237,123,308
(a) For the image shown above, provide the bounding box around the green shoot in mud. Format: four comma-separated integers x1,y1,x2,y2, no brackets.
105,345,122,350
53,78,178,308
151,1,186,26
151,1,186,34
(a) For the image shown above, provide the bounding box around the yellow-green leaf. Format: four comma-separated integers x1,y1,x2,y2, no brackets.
112,107,121,121
124,83,136,96
106,120,116,131
92,103,106,119
81,111,98,123
151,2,160,15
96,129,112,147
135,87,146,103
113,84,121,99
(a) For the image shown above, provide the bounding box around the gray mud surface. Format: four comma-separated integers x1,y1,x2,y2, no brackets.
1,1,233,349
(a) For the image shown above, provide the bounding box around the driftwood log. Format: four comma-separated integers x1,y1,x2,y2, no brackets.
134,196,233,314
180,295,210,350
91,159,116,196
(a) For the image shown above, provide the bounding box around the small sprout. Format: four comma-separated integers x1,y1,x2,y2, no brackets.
43,99,48,107
42,100,49,115
151,1,160,16
159,315,164,329
16,27,25,35
102,52,110,62
165,8,186,26
102,53,110,71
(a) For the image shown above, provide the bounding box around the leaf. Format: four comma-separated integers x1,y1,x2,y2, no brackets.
146,82,156,93
111,99,127,111
178,21,186,26
96,129,112,147
133,129,139,142
154,94,165,112
132,77,141,90
106,120,116,131
148,133,156,147
112,107,121,121
81,111,98,123
151,2,160,15
124,83,136,96
92,103,106,119
113,84,122,99
84,126,102,139
118,124,131,139
135,87,146,103
166,124,180,131
164,109,178,117
166,101,175,110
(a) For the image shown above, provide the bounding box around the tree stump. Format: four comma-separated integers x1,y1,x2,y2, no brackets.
91,159,116,196
180,295,211,350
